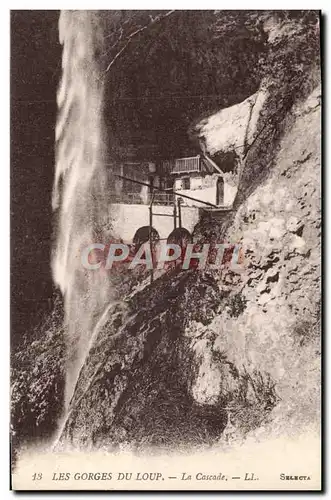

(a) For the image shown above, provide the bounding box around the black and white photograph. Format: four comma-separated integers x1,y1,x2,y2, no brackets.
10,9,322,491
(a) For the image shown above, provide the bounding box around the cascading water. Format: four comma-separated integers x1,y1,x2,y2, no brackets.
53,11,112,411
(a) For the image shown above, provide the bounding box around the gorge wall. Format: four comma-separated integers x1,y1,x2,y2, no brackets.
11,10,321,454
56,81,321,450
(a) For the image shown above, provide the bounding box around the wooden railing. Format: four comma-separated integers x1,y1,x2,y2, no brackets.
171,155,201,175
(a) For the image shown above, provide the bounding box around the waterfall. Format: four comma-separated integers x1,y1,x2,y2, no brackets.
52,11,112,408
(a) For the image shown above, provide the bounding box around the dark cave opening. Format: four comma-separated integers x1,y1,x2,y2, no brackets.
101,10,266,163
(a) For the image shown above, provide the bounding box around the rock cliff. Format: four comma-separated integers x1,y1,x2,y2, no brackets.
56,83,320,450
11,10,321,454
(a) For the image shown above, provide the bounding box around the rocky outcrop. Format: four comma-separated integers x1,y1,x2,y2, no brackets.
197,85,269,161
207,84,321,442
57,269,278,451
11,296,65,457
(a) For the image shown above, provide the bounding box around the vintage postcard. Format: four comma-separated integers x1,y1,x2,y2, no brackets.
11,10,322,491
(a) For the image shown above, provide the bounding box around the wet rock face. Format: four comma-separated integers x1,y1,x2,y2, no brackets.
59,270,278,450
11,296,65,457
59,272,225,449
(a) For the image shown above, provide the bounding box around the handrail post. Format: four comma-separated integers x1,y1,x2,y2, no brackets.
149,191,155,284
177,198,182,230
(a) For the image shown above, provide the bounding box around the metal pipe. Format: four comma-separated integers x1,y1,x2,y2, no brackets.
151,213,175,217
